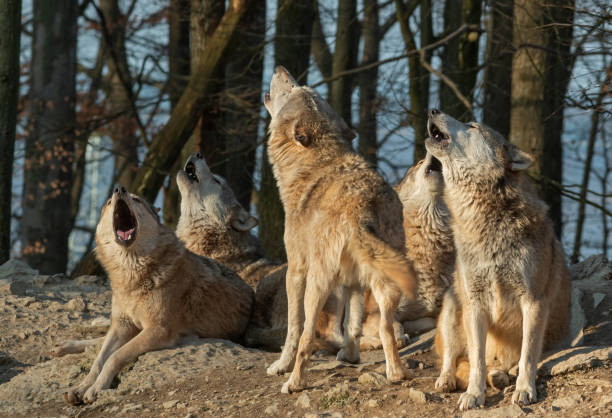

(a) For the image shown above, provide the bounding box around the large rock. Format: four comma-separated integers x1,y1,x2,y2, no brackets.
569,254,611,282
462,404,525,417
0,260,38,279
538,346,612,376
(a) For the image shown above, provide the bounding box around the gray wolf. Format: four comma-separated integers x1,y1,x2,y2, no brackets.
175,153,346,351
426,109,570,410
361,152,455,349
64,187,253,404
264,66,416,393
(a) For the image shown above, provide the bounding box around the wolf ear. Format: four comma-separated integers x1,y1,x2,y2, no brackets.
230,206,258,232
292,120,312,147
502,144,534,172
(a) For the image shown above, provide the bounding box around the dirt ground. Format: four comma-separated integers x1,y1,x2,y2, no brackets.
0,257,611,417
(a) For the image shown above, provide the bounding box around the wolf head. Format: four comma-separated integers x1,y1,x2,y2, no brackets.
424,109,534,183
176,152,257,233
397,152,444,199
264,65,355,151
95,187,162,257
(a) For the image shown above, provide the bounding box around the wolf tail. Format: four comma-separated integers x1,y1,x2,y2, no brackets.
354,229,417,300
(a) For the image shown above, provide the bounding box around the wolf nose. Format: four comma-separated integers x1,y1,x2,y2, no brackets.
114,186,126,195
195,152,202,159
428,109,440,117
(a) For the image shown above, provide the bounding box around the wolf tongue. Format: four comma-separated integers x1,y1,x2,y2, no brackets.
117,228,135,241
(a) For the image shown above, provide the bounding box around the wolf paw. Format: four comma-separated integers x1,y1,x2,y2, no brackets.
386,366,408,382
487,369,510,391
458,390,485,411
63,389,84,405
267,359,290,376
435,373,456,392
336,348,360,364
82,386,100,404
281,377,304,394
512,385,537,405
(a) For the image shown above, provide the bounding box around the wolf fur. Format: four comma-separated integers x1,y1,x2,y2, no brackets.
425,110,570,410
64,188,253,405
360,152,454,349
263,66,416,393
175,153,345,351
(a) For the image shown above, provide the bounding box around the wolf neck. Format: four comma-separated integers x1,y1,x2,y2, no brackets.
176,213,263,272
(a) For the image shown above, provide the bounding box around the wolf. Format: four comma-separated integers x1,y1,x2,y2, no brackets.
425,109,570,410
175,153,346,351
264,66,416,393
360,152,455,349
64,187,253,405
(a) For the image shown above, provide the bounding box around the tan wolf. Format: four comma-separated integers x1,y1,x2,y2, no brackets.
426,109,570,410
175,153,346,351
264,66,416,393
64,187,253,405
360,152,455,349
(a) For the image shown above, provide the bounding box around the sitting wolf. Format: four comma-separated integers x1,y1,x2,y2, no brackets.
175,153,346,352
64,188,253,404
426,109,570,410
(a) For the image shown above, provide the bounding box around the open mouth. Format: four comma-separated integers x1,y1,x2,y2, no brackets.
428,120,449,143
113,198,137,246
185,161,199,183
425,156,442,175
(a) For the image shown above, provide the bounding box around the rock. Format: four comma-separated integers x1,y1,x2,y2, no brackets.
0,259,38,279
570,287,586,347
569,254,611,282
600,395,612,410
121,403,142,413
366,399,379,408
407,388,428,404
309,360,343,371
539,346,612,376
552,394,584,409
295,393,311,409
358,372,387,387
593,292,606,308
0,279,28,296
264,402,279,415
463,404,524,417
65,297,87,312
163,400,179,409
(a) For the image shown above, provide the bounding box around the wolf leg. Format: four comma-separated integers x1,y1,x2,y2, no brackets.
512,298,547,405
371,280,406,381
64,323,137,405
337,286,363,363
267,264,306,375
435,288,464,392
458,303,487,410
282,275,333,393
82,326,177,403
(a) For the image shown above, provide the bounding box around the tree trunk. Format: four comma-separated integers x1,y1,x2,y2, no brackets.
129,0,248,203
311,0,332,92
258,0,315,261
439,0,481,121
162,0,192,228
357,0,379,165
510,0,575,236
22,0,78,274
329,0,358,124
0,0,21,264
221,0,265,209
482,0,513,138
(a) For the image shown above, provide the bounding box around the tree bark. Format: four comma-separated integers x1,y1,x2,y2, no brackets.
22,0,78,274
0,0,21,264
357,0,379,165
329,0,358,124
258,0,315,261
129,0,248,203
482,0,513,138
510,0,575,236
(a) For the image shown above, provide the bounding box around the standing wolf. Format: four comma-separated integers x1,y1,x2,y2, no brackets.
361,152,454,349
64,188,253,404
175,153,346,351
264,66,416,393
426,110,570,410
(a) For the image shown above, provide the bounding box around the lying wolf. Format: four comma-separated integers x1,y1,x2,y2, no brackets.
64,188,253,404
175,153,346,351
360,152,455,349
426,110,570,410
264,66,416,393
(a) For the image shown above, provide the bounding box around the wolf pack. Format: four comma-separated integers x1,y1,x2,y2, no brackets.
58,66,571,411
